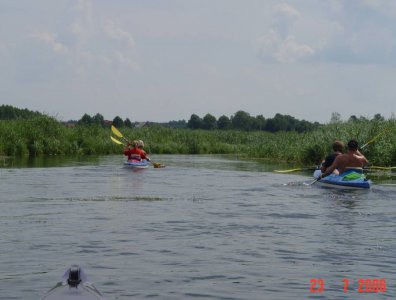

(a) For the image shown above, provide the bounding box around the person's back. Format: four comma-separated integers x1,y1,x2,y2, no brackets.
124,141,145,161
321,139,368,178
334,152,366,173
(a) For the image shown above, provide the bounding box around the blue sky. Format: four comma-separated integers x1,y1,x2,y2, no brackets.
1,0,396,122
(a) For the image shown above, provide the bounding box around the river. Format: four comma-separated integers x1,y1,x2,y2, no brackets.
0,155,395,299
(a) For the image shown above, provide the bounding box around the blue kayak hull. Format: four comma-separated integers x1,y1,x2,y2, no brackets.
313,169,372,189
123,159,149,169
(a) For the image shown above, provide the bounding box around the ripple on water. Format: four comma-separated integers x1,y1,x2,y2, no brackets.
1,155,395,300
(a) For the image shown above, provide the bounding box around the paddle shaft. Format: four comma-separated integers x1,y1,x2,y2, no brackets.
360,127,390,149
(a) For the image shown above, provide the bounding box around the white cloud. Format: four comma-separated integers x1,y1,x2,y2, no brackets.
273,2,301,19
29,32,69,55
104,21,136,50
275,36,314,63
255,30,314,63
255,1,396,65
28,11,139,71
255,2,314,63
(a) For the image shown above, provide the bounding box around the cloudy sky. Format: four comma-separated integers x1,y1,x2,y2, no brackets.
1,0,396,122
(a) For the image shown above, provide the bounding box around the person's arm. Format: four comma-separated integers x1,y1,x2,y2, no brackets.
320,155,332,172
321,157,339,178
140,149,150,161
319,159,326,172
355,150,368,165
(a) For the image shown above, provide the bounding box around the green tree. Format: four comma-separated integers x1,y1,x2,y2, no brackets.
92,113,105,126
166,120,187,128
373,114,385,121
231,110,252,131
330,112,342,124
265,114,289,132
187,114,203,129
202,113,217,130
112,116,124,128
252,115,266,130
124,118,132,128
78,113,93,125
217,115,231,130
0,105,42,120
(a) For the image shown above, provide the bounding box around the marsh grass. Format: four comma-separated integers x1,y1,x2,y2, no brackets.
1,116,395,165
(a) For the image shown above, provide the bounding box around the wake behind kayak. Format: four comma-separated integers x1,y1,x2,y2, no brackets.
41,266,106,300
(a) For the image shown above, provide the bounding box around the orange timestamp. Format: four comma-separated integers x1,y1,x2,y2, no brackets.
310,278,387,293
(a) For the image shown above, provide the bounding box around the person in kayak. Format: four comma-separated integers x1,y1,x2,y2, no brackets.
124,140,149,161
320,139,368,178
320,140,344,174
137,140,150,161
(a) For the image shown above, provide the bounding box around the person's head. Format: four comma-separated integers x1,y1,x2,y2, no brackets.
347,139,359,151
332,141,344,152
138,140,144,148
132,140,139,147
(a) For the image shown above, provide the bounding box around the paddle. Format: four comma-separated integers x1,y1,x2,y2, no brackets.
110,126,165,168
365,166,396,171
110,136,125,145
310,178,320,185
360,127,391,149
276,165,395,174
274,167,318,173
111,125,130,144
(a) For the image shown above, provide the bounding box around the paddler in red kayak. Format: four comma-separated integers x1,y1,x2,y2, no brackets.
137,140,150,161
124,140,150,161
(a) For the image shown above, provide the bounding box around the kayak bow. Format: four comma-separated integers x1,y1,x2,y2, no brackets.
41,266,106,300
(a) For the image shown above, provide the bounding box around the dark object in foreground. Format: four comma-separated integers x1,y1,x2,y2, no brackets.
41,266,106,300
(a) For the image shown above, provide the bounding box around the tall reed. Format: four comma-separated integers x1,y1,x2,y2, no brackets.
1,116,395,165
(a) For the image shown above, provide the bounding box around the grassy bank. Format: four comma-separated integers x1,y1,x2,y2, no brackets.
1,116,395,165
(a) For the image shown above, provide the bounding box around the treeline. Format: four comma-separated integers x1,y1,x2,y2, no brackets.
73,111,320,133
1,105,321,133
75,113,133,128
0,105,42,120
187,111,320,132
2,105,390,134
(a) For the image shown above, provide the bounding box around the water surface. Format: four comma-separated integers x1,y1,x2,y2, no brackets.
0,155,395,299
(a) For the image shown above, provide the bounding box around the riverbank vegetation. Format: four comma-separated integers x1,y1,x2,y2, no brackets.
1,106,395,165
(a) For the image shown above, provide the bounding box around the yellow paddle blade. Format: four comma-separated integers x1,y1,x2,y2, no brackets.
111,125,123,138
152,162,166,168
110,136,124,145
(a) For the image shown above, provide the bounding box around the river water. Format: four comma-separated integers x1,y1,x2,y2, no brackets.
0,155,395,300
